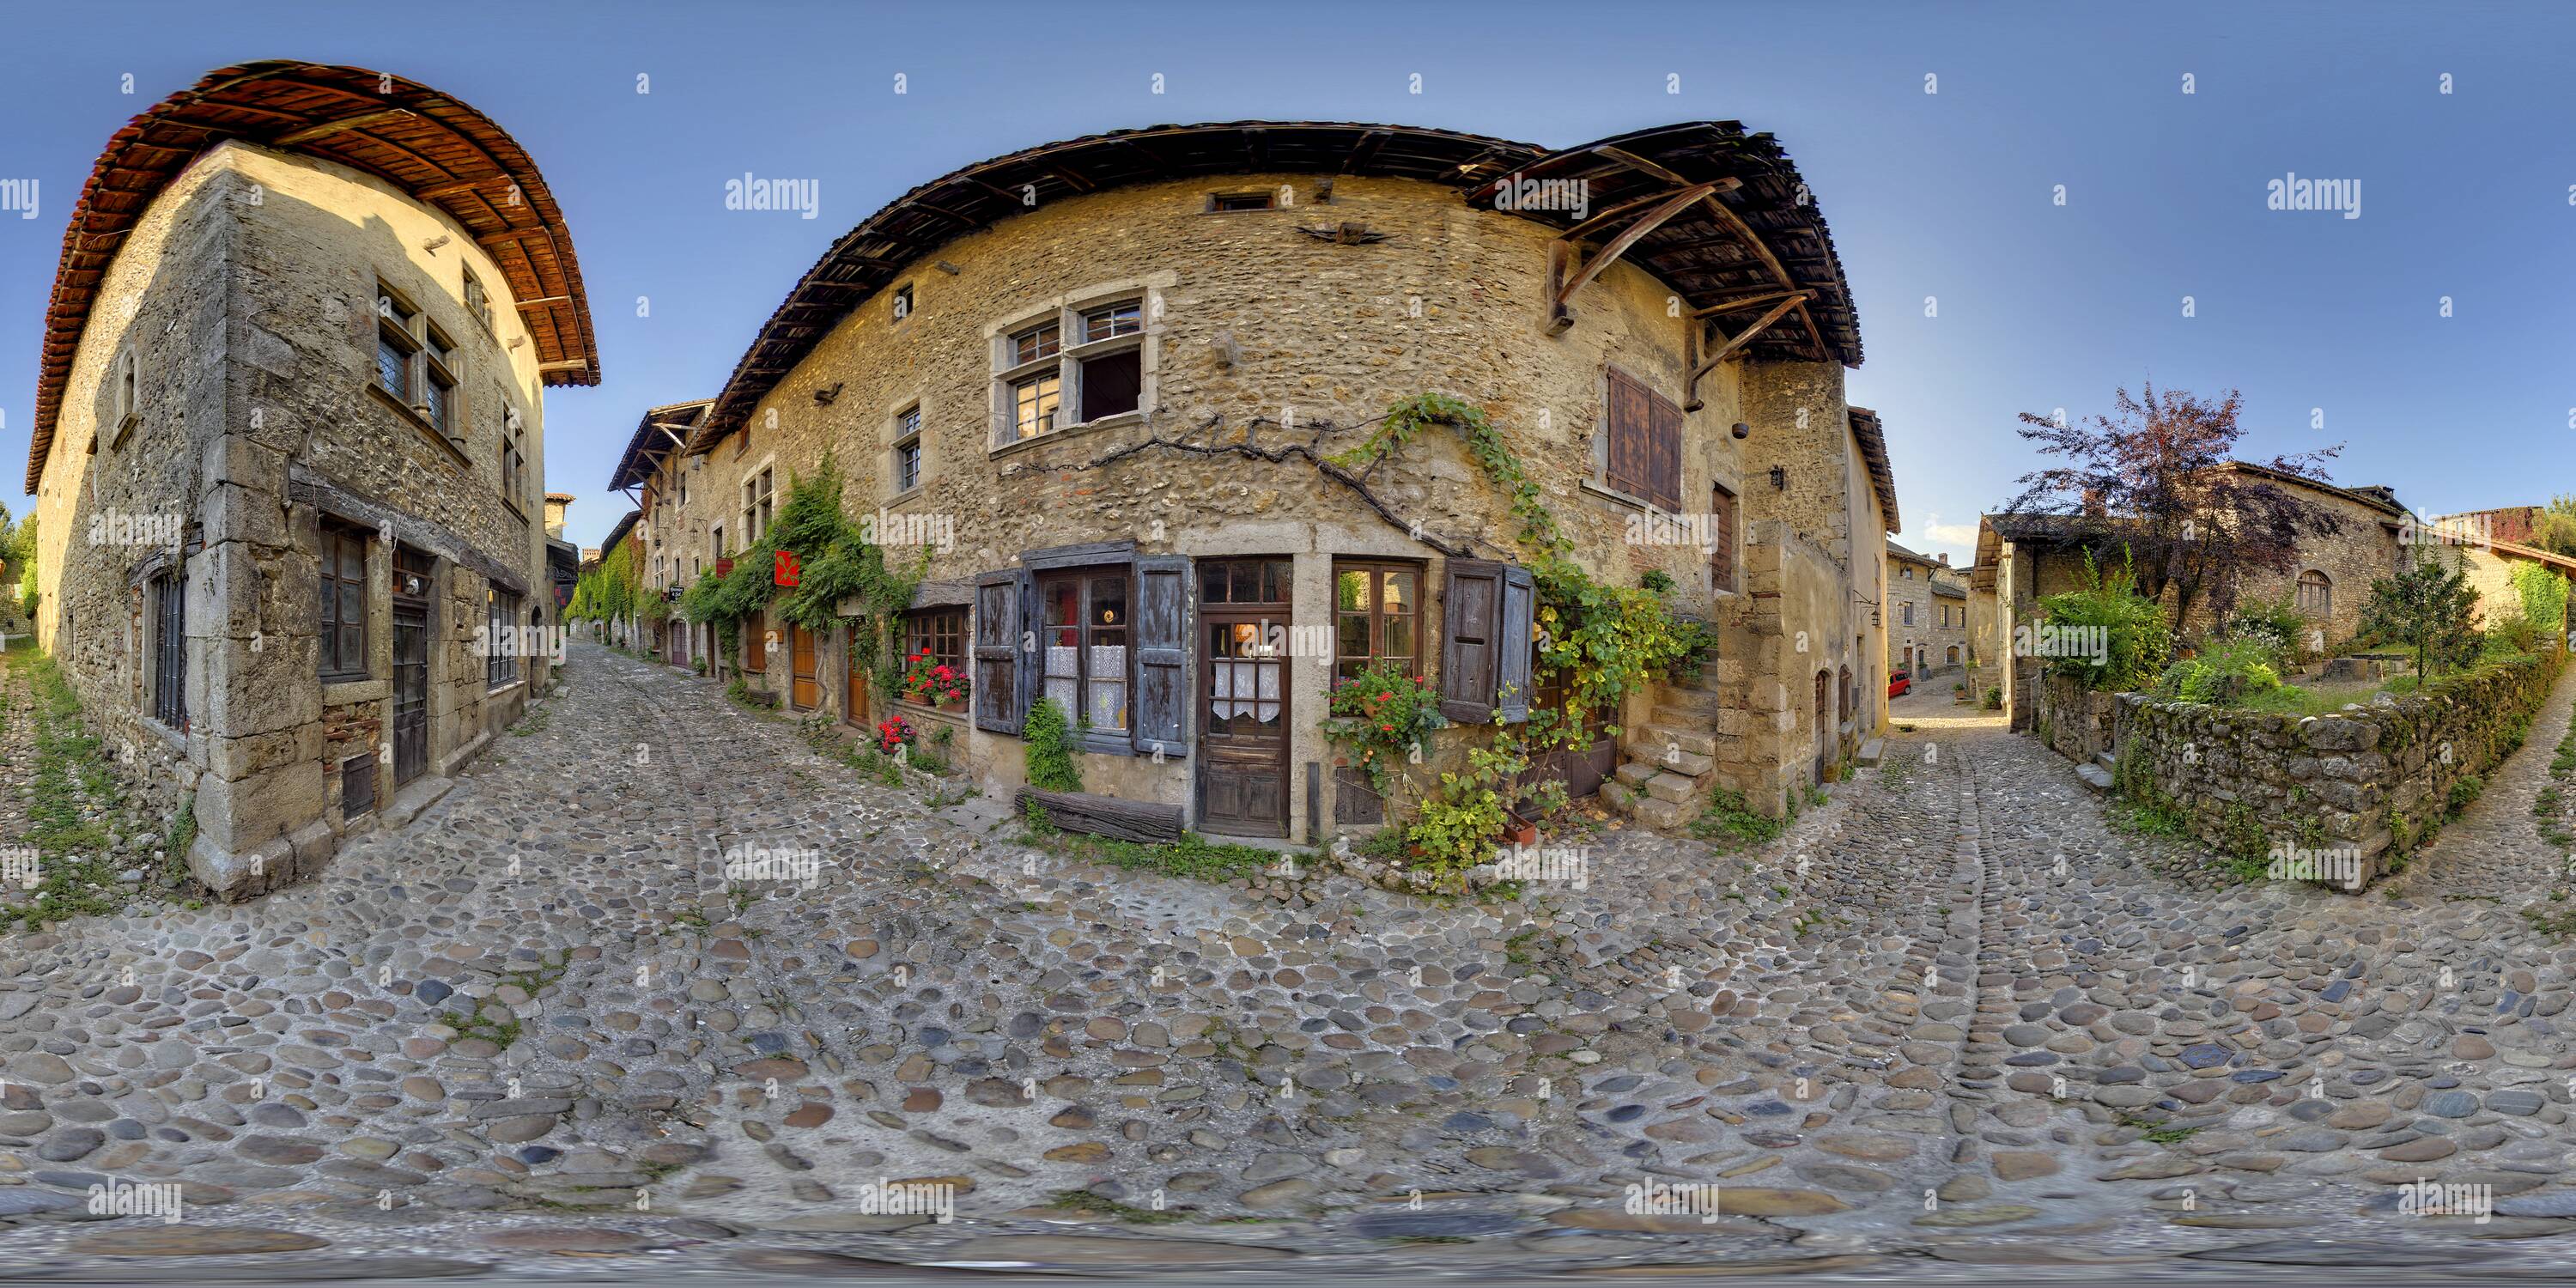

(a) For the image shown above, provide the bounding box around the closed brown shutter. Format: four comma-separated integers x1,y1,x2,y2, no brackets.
1710,483,1738,590
1646,388,1683,511
973,569,1026,734
1604,368,1651,501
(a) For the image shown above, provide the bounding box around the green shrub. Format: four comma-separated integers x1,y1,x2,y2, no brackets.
2228,593,2307,656
2152,625,2286,705
2034,549,2172,691
1024,696,1082,793
2512,562,2569,642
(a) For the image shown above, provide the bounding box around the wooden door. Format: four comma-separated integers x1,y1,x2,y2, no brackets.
791,623,820,710
1194,558,1291,837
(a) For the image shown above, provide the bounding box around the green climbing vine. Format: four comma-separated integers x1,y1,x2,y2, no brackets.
680,455,926,690
1331,392,1713,753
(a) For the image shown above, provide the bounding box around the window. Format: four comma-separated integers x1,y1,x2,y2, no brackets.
1012,320,1060,366
2297,569,2331,617
495,386,525,509
1902,566,1915,579
488,588,520,689
151,568,185,731
893,405,923,494
743,468,775,540
1039,569,1130,732
422,325,457,438
994,295,1149,446
677,471,689,506
902,607,966,701
463,268,492,332
1332,560,1420,682
1902,601,1915,627
1208,190,1275,212
713,524,726,558
113,347,139,437
375,286,418,401
320,525,369,681
1709,483,1739,592
892,283,914,322
1601,368,1682,511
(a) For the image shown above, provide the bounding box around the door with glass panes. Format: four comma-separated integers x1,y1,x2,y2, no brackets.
1195,557,1291,836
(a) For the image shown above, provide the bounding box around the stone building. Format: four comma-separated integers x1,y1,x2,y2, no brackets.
607,398,720,670
635,120,1898,836
1885,541,1967,677
22,63,597,897
1975,463,2411,730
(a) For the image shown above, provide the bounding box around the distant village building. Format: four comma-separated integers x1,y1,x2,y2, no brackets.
620,119,1900,831
21,63,598,898
1886,541,1967,676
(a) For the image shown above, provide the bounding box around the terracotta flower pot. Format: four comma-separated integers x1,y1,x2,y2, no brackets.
1500,811,1539,847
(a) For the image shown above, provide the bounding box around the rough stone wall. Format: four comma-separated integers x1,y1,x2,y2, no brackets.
2032,671,2117,765
2217,489,2400,648
33,141,562,898
678,171,1876,830
2111,649,2562,889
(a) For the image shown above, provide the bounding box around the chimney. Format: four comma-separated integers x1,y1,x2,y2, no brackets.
1937,552,1950,566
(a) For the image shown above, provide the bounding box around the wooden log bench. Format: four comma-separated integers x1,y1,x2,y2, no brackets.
1016,788,1185,843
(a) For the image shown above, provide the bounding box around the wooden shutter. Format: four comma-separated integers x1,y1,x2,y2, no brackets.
1440,559,1504,723
1710,484,1737,590
1603,368,1651,501
1495,564,1534,724
1132,555,1191,756
973,569,1025,734
1645,388,1683,511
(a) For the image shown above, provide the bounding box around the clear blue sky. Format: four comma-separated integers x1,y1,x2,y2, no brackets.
1,0,2566,560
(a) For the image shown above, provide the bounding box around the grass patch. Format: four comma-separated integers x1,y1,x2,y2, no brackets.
2119,1112,2202,1145
1024,826,1279,884
1687,787,1787,852
2107,797,2190,840
3,649,143,930
1044,1188,1187,1224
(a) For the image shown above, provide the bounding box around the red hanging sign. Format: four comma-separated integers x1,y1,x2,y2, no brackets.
714,556,734,578
774,550,801,587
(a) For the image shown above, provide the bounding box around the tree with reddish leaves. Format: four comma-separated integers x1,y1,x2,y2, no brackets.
2004,384,2345,630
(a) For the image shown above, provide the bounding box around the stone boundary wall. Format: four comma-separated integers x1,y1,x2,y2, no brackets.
2033,671,2118,766
2107,650,2563,890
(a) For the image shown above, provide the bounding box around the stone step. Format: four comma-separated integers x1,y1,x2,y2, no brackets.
2075,763,2112,793
1855,738,1885,767
2093,750,2116,772
1642,769,1698,804
1613,760,1662,791
1623,723,1718,761
1629,795,1691,829
1651,704,1719,732
1654,686,1725,718
1619,740,1715,780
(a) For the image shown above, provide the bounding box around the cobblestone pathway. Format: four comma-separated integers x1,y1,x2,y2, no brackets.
4,642,2576,1277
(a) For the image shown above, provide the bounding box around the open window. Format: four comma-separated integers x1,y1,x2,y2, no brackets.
975,549,1189,755
992,292,1154,447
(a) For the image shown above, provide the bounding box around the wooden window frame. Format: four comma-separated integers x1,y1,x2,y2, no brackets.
1330,558,1424,684
900,607,966,708
1206,189,1279,212
743,465,775,542
319,523,371,683
1709,482,1740,593
2296,569,2332,618
1036,567,1133,740
991,292,1153,449
892,404,924,495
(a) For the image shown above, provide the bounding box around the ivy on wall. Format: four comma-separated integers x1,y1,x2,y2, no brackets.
679,456,925,685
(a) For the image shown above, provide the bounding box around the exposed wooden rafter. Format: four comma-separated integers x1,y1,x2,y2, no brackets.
1546,182,1716,334
1684,292,1808,410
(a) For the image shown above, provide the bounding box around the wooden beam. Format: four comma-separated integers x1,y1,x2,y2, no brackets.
1548,185,1710,334
414,174,507,200
477,228,555,247
513,295,571,309
1341,129,1390,173
1555,179,1731,244
1691,295,1805,381
538,359,589,374
1690,289,1806,319
270,107,416,146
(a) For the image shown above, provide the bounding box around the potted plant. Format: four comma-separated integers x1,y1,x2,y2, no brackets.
875,714,917,756
1499,808,1540,847
897,650,969,708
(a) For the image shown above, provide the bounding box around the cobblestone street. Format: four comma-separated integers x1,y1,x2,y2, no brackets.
3,642,2576,1278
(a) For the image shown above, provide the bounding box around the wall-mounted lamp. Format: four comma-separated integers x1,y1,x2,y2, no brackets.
1769,465,1787,490
1731,422,1750,440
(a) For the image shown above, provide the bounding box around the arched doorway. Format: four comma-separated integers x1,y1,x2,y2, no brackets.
1946,644,1960,666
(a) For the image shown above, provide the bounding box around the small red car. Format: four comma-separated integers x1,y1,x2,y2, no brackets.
1888,669,1911,697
